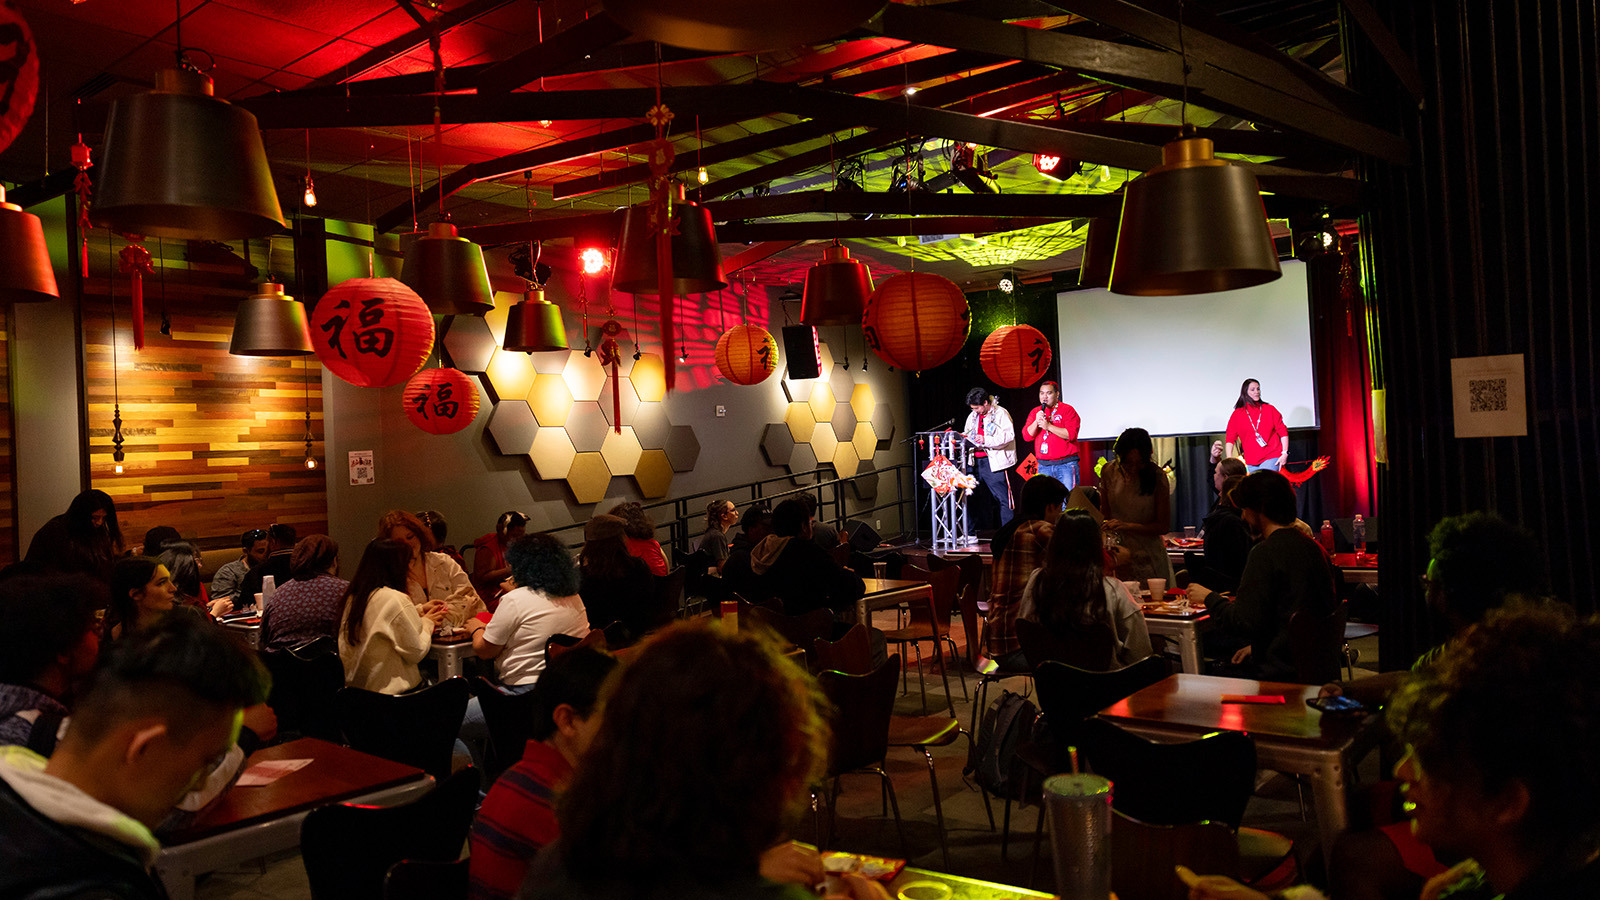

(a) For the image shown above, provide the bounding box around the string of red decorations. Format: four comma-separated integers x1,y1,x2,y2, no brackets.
117,241,154,350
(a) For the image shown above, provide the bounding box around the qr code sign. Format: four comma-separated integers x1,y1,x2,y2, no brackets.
1468,378,1509,413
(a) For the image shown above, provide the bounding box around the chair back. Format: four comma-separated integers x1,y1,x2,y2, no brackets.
830,543,853,568
816,655,901,774
899,565,959,635
1108,811,1241,900
1076,717,1257,828
384,858,468,900
1032,657,1169,746
813,623,873,676
927,554,983,607
262,640,345,742
1288,601,1348,684
471,676,540,782
336,677,471,779
302,767,478,900
1017,617,1118,671
955,582,986,671
745,606,835,661
650,565,689,627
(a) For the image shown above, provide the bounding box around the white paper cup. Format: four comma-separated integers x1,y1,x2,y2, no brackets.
1147,578,1167,598
1123,580,1142,598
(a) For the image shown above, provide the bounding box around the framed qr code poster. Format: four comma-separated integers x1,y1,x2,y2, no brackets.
348,450,376,485
1450,354,1527,438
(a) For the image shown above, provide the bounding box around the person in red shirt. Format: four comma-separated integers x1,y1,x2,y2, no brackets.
1021,381,1082,488
1223,378,1289,471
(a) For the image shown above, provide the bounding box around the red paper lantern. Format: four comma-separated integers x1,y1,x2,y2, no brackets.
403,367,480,435
714,323,778,385
980,324,1053,388
0,5,41,155
310,278,435,388
862,272,971,373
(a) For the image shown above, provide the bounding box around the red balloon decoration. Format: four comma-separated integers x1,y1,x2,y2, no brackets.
862,272,971,373
403,367,480,435
714,323,779,385
310,278,435,388
979,324,1053,388
0,5,41,155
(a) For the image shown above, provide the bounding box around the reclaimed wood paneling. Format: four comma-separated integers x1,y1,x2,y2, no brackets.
0,305,15,565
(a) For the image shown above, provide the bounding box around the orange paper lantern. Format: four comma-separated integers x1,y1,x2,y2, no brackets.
714,323,779,385
403,367,480,435
980,324,1052,388
862,272,971,373
310,277,435,388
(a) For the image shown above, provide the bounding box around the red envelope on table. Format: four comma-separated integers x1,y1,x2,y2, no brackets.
1220,694,1287,704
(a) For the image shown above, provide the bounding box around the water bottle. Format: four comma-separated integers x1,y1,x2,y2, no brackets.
1320,519,1335,553
1352,514,1366,561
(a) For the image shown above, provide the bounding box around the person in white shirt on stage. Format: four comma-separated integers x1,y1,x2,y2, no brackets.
964,387,1018,527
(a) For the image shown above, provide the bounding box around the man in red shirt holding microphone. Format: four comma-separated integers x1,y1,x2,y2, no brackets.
1022,381,1082,489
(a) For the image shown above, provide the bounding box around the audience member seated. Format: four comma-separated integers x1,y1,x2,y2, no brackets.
1186,471,1336,680
987,475,1068,670
238,523,297,610
474,511,530,608
22,489,123,584
158,541,233,619
517,621,888,900
418,510,468,571
697,499,739,571
797,493,841,550
106,556,192,642
210,528,269,603
1187,603,1600,900
728,504,773,555
0,574,105,752
379,509,483,626
0,613,269,899
1019,508,1152,668
339,539,449,694
463,534,591,692
1195,467,1252,593
139,526,181,558
468,643,618,900
607,501,668,576
259,535,347,651
731,499,864,618
577,515,654,641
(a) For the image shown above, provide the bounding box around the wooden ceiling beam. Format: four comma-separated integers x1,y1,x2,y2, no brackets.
716,216,1061,242
472,12,632,94
304,0,513,88
702,189,1121,220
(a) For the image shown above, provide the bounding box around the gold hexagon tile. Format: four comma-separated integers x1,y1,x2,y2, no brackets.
526,373,574,427
781,375,814,403
784,402,816,443
528,428,577,481
851,422,876,460
632,449,674,498
816,340,835,372
807,383,836,423
484,347,536,401
808,422,838,463
483,291,518,344
832,441,860,478
562,353,607,402
850,383,875,420
530,350,571,375
630,353,668,402
600,426,643,475
565,452,612,505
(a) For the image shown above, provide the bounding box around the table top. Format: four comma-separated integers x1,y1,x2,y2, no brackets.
1099,674,1368,748
890,866,1057,900
162,738,429,845
862,578,931,595
1330,552,1379,569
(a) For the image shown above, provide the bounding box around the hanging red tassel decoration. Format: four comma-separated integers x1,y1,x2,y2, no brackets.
118,241,154,350
71,139,93,275
597,320,624,434
645,98,677,394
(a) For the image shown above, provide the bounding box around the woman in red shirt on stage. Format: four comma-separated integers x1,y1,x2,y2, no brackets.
1223,378,1289,472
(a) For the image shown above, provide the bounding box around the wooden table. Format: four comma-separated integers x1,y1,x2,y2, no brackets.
1098,674,1378,868
853,577,932,627
428,635,474,679
154,738,433,900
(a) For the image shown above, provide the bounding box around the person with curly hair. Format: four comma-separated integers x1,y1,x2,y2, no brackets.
463,534,590,691
606,501,668,576
377,509,483,627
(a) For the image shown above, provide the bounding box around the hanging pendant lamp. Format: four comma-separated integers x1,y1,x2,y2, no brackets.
400,220,496,316
602,0,886,52
0,184,59,303
504,285,569,353
93,68,284,240
611,184,727,295
1077,215,1117,290
229,281,314,356
801,242,873,326
1109,127,1280,296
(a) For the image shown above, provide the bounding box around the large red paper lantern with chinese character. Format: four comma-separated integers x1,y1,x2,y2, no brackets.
310,277,435,388
403,367,479,435
980,324,1053,388
714,323,778,385
862,272,970,373
0,5,40,155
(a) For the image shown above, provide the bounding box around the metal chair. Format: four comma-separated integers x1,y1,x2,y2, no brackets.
470,675,540,782
881,564,962,715
302,767,478,900
813,655,908,857
384,858,468,900
261,636,344,742
336,677,470,779
956,580,1031,736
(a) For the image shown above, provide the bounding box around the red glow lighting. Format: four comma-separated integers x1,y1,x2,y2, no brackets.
1033,153,1065,178
580,248,609,274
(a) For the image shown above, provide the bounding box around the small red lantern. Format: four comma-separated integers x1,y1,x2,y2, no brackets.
403,367,479,435
980,324,1052,388
715,323,779,385
862,272,971,373
310,277,435,388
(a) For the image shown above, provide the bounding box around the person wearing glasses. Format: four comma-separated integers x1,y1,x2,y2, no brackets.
209,529,270,604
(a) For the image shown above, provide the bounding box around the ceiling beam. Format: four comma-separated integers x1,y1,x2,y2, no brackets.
472,12,632,95
723,241,803,274
702,189,1121,221
551,119,836,200
717,216,1061,242
304,0,513,88
1336,0,1426,101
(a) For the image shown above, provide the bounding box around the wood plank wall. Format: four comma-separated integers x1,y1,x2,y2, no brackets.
80,236,327,564
0,305,15,565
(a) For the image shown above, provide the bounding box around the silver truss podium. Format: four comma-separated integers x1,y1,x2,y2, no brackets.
919,429,979,551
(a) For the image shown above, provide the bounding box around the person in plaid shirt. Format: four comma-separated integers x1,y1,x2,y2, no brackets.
986,475,1068,669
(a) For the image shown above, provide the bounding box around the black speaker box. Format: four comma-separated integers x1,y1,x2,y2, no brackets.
782,325,821,380
843,519,881,552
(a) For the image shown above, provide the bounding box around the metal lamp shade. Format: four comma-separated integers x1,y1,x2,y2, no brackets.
1109,134,1281,296
0,185,59,303
400,221,496,316
229,282,314,356
801,243,873,326
610,191,727,295
1077,216,1117,289
93,69,285,240
602,0,886,52
504,287,569,352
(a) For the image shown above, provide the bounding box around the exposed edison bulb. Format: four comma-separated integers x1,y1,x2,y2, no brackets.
303,174,318,207
114,462,124,474
697,166,709,184
904,85,919,96
305,456,318,470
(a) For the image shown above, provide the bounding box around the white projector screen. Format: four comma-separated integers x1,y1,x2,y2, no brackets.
1055,261,1318,440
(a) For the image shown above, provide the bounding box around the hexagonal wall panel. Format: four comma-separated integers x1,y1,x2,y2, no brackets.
565,452,612,505
828,365,854,404
871,403,896,449
781,376,813,403
830,402,857,441
816,340,834,372
809,423,837,464
562,354,607,402
526,373,574,427
851,422,876,460
631,403,670,449
528,428,577,480
487,400,537,455
664,425,701,473
600,426,643,475
485,349,536,401
807,383,836,423
850,384,875,420
600,376,641,427
630,354,668,402
760,423,794,467
784,402,816,443
531,351,571,375
832,442,860,478
850,459,880,501
788,443,817,485
565,401,611,452
442,316,496,373
632,449,674,498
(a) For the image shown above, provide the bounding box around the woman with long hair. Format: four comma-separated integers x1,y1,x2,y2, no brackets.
338,539,448,694
157,541,234,618
472,510,529,607
1223,378,1289,472
577,514,655,643
607,501,668,576
23,489,124,583
696,499,739,570
377,509,482,627
1019,509,1152,667
1099,427,1176,585
106,556,181,641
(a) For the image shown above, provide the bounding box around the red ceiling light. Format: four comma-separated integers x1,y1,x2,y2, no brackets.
1033,153,1069,180
580,248,609,275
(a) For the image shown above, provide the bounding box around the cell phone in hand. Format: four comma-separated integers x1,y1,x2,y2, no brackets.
1306,695,1368,715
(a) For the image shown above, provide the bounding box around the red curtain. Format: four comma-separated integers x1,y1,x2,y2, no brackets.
1310,239,1378,519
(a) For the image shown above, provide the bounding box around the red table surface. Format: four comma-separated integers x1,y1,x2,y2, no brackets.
1099,674,1368,748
